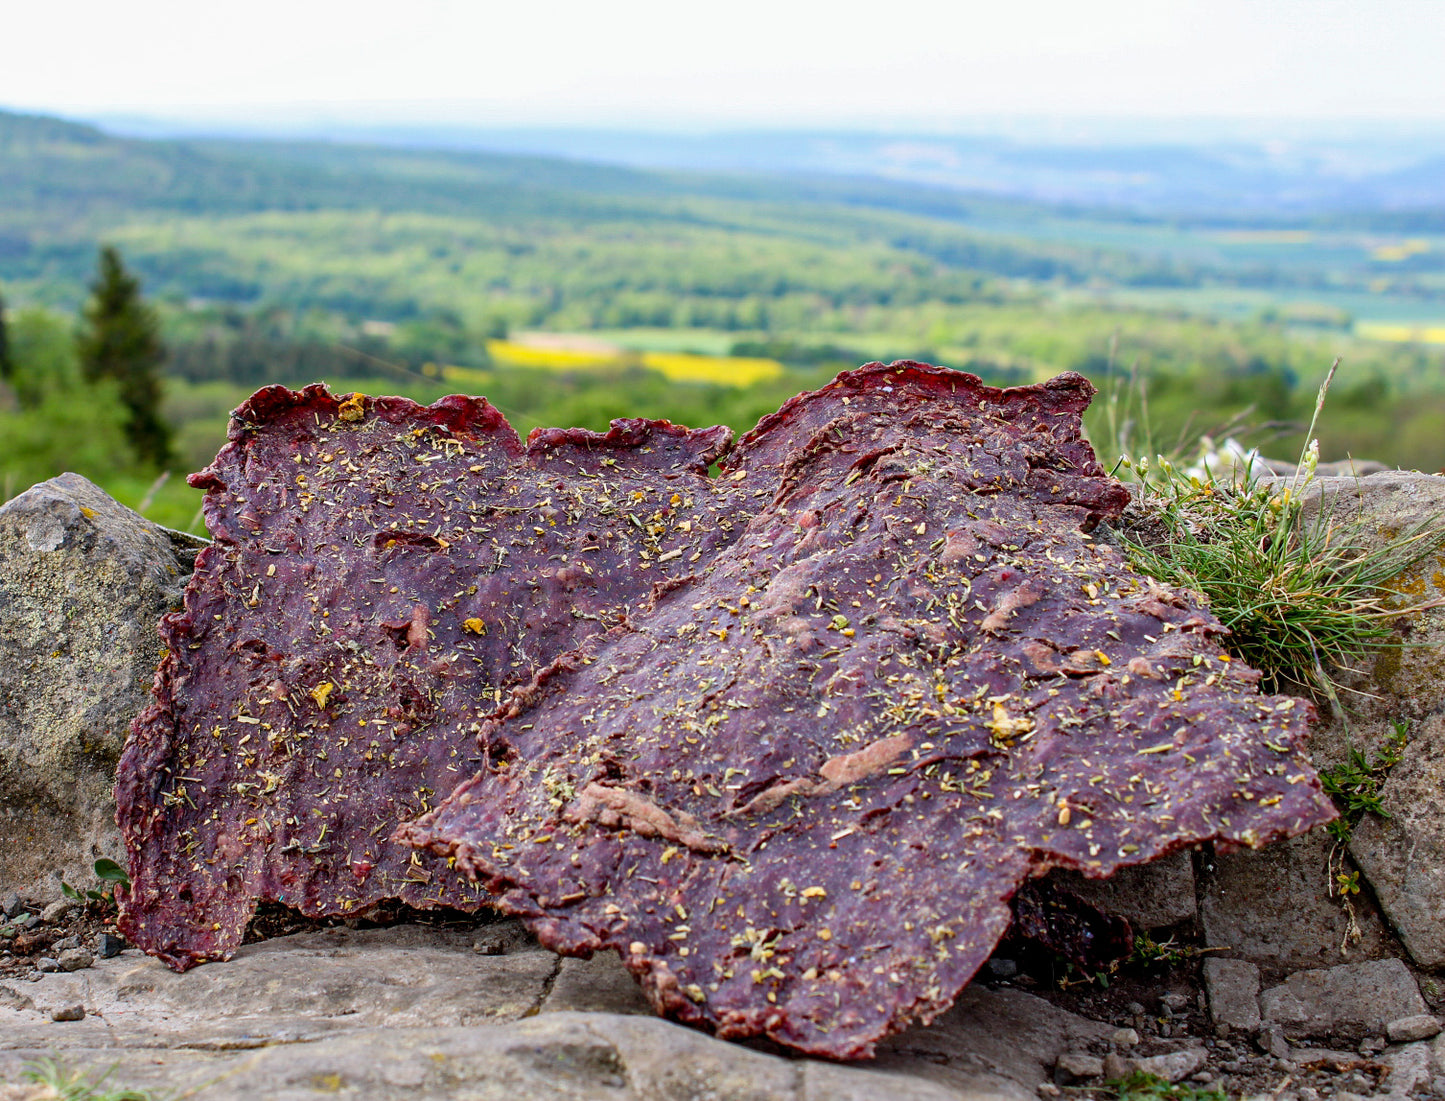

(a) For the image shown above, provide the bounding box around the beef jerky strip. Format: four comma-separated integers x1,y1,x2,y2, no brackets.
401,362,1334,1059
117,384,735,969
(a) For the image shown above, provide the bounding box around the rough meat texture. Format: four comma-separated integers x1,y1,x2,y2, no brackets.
401,362,1334,1058
117,385,734,968
117,363,1333,1057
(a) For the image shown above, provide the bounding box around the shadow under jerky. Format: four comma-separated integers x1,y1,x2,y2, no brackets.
399,363,1334,1058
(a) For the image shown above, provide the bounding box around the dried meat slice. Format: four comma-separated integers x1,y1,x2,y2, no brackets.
401,362,1335,1058
117,384,736,969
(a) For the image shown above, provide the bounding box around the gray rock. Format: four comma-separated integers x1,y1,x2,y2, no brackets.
0,919,1132,1100
1387,1013,1441,1042
1260,958,1427,1041
1135,1048,1207,1083
1429,1030,1445,1072
40,899,76,924
56,948,92,972
0,892,19,918
3,1013,971,1101
1298,472,1445,715
34,957,60,973
540,953,653,1017
1291,1048,1366,1072
1259,1024,1292,1060
987,957,1019,979
12,922,557,1045
51,934,80,951
1351,712,1445,970
1203,957,1262,1031
1101,1053,1133,1080
1047,850,1197,930
1110,1027,1140,1047
1199,830,1399,972
1287,473,1445,970
0,921,1117,1100
874,984,1114,1098
49,1003,83,1021
1053,1052,1104,1082
1384,1041,1433,1097
0,473,199,901
95,932,124,958
1160,992,1190,1013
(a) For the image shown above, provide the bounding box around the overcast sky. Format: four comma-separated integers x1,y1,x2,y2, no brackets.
4,0,1442,130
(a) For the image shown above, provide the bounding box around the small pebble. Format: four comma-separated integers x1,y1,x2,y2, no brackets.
1386,1013,1441,1043
1125,1001,1146,1016
52,934,81,952
50,1003,85,1022
40,899,77,924
96,933,126,959
1102,1053,1134,1080
1190,1071,1214,1084
471,935,505,956
986,957,1019,979
1055,1052,1105,1081
1161,992,1190,1012
1036,1084,1061,1099
0,891,21,918
35,957,61,973
58,948,94,972
1111,1027,1140,1047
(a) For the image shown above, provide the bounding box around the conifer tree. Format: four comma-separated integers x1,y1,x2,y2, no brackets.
77,246,173,467
0,288,13,382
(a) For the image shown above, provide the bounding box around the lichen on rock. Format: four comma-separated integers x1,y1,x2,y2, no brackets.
0,472,198,900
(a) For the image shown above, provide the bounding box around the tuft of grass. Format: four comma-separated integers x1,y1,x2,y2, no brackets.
1108,1070,1227,1101
20,1057,153,1101
1112,362,1445,698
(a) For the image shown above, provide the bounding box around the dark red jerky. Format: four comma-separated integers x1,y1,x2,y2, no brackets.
401,362,1334,1058
117,383,735,969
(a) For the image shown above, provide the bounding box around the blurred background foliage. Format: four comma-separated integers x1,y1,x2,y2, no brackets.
1,109,1443,534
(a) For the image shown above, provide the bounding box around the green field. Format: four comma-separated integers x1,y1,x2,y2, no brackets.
2,107,1444,530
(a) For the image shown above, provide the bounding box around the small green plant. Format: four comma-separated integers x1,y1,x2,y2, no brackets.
1053,957,1115,990
1319,719,1409,843
1108,1069,1227,1101
1125,932,1213,969
21,1056,153,1101
1113,364,1445,698
60,858,132,909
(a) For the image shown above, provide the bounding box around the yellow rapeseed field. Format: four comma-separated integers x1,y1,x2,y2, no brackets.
1356,322,1445,346
484,339,784,385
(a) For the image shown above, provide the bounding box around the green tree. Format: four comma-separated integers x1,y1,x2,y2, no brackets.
0,287,13,382
77,246,173,466
0,308,133,502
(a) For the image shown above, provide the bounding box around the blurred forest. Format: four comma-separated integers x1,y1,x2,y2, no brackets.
1,108,1442,533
